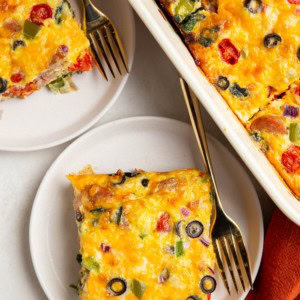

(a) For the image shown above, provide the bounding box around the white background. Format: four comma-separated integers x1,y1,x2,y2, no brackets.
0,14,274,299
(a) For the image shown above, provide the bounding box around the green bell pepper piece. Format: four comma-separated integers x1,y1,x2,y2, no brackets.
130,279,146,299
116,206,123,225
175,240,184,257
182,13,206,32
175,0,195,19
23,20,41,39
289,123,300,142
82,256,100,272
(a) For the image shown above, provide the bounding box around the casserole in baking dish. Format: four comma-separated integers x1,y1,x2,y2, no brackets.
157,0,300,199
0,0,92,100
68,167,216,300
128,0,300,224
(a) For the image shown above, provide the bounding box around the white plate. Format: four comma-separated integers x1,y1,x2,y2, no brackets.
128,0,300,225
0,0,135,152
30,116,263,300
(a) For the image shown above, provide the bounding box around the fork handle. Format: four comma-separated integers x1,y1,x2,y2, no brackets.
81,0,93,7
179,77,224,210
80,0,99,22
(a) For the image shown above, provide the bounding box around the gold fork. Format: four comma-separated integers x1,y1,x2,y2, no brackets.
179,77,253,295
80,0,129,80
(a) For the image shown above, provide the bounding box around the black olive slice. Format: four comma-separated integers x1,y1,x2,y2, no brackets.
12,40,25,51
297,47,300,60
75,210,84,222
112,175,126,186
186,296,202,300
125,171,140,177
175,220,184,238
200,275,217,294
186,220,204,238
112,172,140,185
0,77,8,94
107,278,127,296
216,76,230,90
76,253,82,265
89,207,107,214
244,0,262,14
264,33,282,48
141,178,149,187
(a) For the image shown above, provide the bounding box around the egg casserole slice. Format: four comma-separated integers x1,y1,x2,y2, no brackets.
247,82,300,198
68,167,216,300
0,0,92,100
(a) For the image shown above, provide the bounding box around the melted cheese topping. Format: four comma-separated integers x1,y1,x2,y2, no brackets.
0,0,89,85
162,0,300,122
68,169,215,300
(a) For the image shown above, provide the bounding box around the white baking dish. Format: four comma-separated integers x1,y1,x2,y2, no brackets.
129,0,300,225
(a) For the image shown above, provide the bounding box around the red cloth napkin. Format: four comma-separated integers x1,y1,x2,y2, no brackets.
246,209,300,300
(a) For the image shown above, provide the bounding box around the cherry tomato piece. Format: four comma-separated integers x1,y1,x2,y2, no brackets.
218,39,240,65
295,86,300,97
30,4,53,26
288,0,300,4
6,82,39,98
156,212,171,232
68,52,93,72
282,145,300,174
11,72,24,83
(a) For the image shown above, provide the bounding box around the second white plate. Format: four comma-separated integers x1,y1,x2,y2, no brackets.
0,0,135,151
30,116,263,300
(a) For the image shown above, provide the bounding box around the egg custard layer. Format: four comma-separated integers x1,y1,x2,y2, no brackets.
68,168,216,300
159,0,300,199
0,0,92,100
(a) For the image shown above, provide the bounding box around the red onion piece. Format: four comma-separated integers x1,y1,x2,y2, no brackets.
158,268,170,283
59,45,69,53
180,207,190,217
164,245,175,254
283,105,299,118
100,243,111,253
200,236,210,247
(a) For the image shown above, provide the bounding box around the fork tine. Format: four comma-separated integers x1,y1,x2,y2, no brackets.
88,34,108,81
219,236,239,293
107,23,129,73
212,239,231,295
101,25,122,75
233,230,253,290
226,234,245,291
93,30,115,78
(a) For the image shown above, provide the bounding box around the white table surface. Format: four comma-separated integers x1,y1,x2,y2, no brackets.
0,14,275,300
